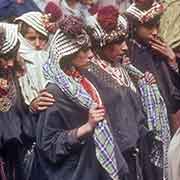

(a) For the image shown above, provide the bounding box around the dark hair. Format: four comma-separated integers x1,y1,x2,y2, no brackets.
0,41,25,76
59,46,90,71
141,15,161,28
124,12,160,39
18,22,30,37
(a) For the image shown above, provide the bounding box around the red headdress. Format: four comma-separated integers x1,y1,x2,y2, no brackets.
87,5,128,47
45,1,63,22
97,5,119,33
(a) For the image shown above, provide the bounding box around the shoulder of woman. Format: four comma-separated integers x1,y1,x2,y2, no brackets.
46,83,64,98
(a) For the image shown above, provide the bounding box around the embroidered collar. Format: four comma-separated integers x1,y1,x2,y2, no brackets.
92,56,137,92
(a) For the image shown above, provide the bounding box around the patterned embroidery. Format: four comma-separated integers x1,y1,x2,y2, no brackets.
0,77,17,112
90,57,137,93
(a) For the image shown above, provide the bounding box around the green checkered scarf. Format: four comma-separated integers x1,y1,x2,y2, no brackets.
124,64,171,180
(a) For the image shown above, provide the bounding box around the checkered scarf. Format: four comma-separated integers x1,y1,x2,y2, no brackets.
43,29,120,179
43,61,120,180
124,64,171,180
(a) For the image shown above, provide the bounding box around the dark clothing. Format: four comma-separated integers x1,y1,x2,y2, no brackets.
80,65,147,152
79,64,151,180
80,63,162,180
0,78,33,180
138,133,163,180
130,41,180,114
36,84,111,180
0,0,40,21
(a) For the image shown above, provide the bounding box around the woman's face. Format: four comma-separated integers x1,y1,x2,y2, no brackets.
136,24,158,42
0,57,15,71
101,41,128,63
71,49,93,69
24,26,48,50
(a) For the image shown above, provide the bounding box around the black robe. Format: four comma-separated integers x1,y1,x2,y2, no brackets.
80,63,162,180
130,41,180,114
35,83,111,180
80,67,146,153
0,78,33,180
35,63,160,180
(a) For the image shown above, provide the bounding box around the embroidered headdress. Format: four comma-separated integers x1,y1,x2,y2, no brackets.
126,1,165,24
0,23,18,54
43,16,121,180
87,5,128,48
49,15,91,65
44,1,63,22
15,11,48,37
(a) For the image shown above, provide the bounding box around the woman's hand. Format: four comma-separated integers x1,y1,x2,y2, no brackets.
87,106,105,131
77,106,105,138
144,72,156,85
150,37,176,65
29,89,55,112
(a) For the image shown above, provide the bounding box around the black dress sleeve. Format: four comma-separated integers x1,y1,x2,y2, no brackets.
36,105,85,164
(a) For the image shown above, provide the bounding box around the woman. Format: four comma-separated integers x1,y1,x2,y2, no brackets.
15,12,55,111
126,0,180,136
36,16,118,180
39,14,154,180
0,23,33,180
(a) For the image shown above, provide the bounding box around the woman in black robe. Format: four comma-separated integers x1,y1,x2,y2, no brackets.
37,14,155,180
35,15,119,180
126,1,180,134
0,23,33,180
0,72,31,180
36,83,112,180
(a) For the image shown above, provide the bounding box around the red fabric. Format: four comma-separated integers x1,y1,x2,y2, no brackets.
0,87,8,97
67,70,101,105
134,0,155,8
0,79,8,97
97,5,119,33
45,1,63,22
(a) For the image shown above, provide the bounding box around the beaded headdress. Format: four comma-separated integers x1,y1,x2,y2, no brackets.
126,1,165,24
87,5,128,48
49,15,91,65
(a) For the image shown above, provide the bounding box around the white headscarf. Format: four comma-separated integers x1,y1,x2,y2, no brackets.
15,11,50,105
18,34,49,105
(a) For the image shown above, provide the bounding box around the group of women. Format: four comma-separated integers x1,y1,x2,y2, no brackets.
0,0,180,180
